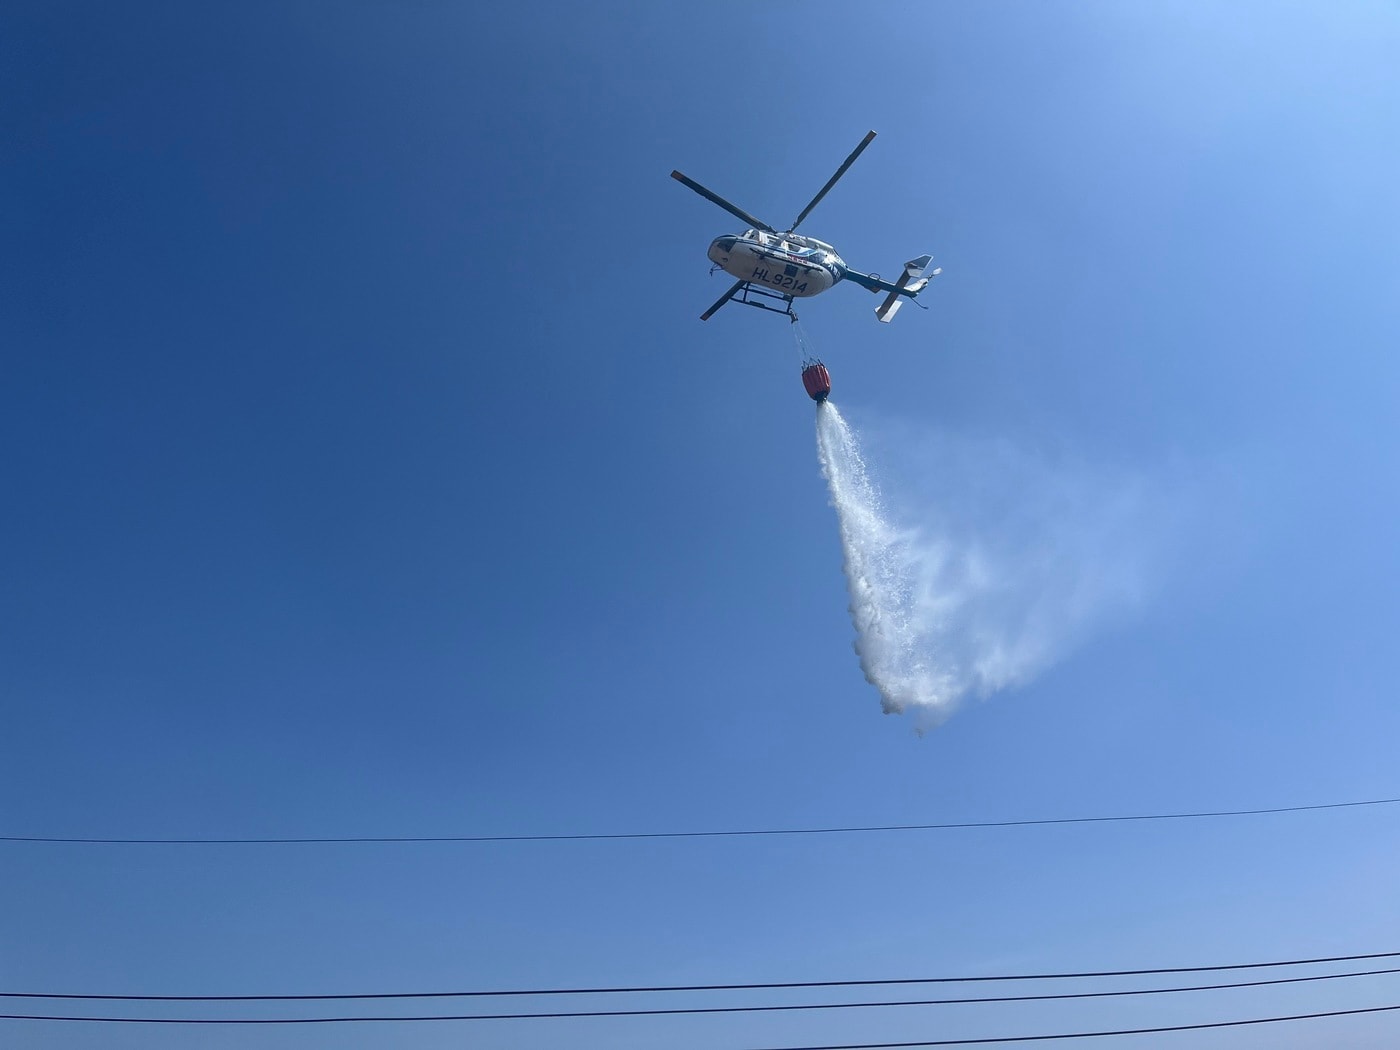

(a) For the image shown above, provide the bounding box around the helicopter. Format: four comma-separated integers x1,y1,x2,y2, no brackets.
671,131,939,324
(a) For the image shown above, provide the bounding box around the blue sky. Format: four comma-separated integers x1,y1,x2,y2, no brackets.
4,2,1400,1047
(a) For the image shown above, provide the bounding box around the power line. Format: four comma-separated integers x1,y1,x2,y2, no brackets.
4,967,1398,1022
7,951,1398,1002
2,796,1396,846
745,1003,1400,1048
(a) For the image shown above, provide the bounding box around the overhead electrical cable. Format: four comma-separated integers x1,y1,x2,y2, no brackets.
7,950,1398,1002
741,1003,1400,1049
4,967,1399,1023
2,796,1396,846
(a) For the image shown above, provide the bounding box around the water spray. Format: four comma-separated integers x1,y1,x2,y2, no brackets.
816,401,955,721
814,400,1152,727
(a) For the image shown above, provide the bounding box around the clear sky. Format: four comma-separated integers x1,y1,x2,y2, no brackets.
4,2,1400,1047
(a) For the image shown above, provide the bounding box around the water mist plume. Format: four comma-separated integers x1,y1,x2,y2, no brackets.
815,402,1153,727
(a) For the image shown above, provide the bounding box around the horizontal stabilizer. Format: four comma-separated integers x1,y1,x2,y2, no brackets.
874,255,940,323
904,254,934,278
874,295,905,323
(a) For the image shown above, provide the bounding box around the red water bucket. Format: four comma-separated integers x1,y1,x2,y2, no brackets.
801,362,831,402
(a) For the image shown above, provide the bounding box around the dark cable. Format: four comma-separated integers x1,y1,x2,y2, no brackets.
3,966,1398,1021
7,951,1399,1002
744,1003,1400,1049
2,797,1396,846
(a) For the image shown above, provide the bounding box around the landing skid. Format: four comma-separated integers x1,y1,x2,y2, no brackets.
733,282,797,319
700,276,798,321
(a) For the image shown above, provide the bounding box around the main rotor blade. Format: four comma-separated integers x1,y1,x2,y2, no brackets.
701,279,747,321
671,171,775,232
789,130,877,232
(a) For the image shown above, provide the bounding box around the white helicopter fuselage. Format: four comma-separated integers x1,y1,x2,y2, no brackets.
706,230,845,299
